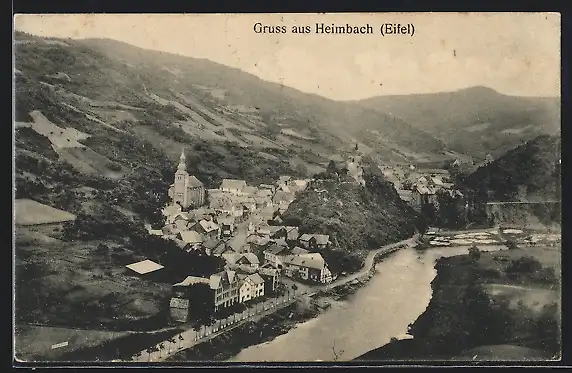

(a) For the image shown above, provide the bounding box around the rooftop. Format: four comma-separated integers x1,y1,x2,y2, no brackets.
179,230,204,244
221,179,247,190
283,253,326,270
187,175,204,188
173,276,210,287
126,259,164,275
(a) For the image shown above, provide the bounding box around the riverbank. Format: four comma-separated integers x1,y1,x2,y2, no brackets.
165,296,332,361
162,236,417,362
355,243,561,361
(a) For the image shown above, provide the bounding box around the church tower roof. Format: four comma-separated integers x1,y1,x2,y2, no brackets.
177,149,187,172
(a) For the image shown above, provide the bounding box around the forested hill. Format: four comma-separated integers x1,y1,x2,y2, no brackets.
463,135,561,202
281,158,419,274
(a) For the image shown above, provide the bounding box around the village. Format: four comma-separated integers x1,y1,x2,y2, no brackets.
128,150,334,324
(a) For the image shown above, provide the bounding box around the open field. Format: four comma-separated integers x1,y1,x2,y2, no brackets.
14,325,131,362
15,199,76,226
15,227,172,330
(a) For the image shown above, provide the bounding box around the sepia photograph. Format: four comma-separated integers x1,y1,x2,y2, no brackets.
13,12,561,364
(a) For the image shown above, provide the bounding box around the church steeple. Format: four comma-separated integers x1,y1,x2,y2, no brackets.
177,149,186,172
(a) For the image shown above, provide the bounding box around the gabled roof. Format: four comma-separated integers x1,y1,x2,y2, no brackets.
264,243,290,256
178,230,204,244
221,179,247,190
209,270,237,289
222,252,242,265
277,176,292,185
312,234,330,245
241,186,258,195
198,219,219,233
291,246,309,255
173,276,210,287
245,273,265,285
126,260,164,275
273,191,294,204
299,234,313,242
242,252,260,264
282,253,326,270
162,203,182,217
213,242,230,256
187,175,204,188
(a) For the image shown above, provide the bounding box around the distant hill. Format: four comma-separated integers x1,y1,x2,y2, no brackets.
354,86,560,159
464,134,561,202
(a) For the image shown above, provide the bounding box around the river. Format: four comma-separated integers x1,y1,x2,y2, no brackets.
229,244,508,362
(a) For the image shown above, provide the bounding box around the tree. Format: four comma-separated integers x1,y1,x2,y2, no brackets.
177,334,184,349
158,343,165,357
145,348,153,362
468,246,481,262
167,337,176,354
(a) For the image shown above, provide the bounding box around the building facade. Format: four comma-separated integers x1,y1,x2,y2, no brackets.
168,150,206,209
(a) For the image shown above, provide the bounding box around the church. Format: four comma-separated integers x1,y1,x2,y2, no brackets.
168,150,206,209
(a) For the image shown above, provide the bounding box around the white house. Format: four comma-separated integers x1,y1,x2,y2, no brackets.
220,179,248,195
238,273,265,303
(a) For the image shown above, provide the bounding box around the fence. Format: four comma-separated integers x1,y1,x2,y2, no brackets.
132,289,307,362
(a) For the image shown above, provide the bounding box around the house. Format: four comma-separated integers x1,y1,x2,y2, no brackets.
257,224,273,238
241,186,259,196
291,246,309,255
412,185,438,207
174,219,190,232
282,253,332,284
191,220,220,240
125,259,164,279
172,276,210,297
310,234,330,249
285,226,299,242
162,203,182,218
220,179,247,194
148,229,164,236
238,273,265,303
217,217,235,238
270,226,288,240
210,270,240,311
263,243,291,267
212,242,234,256
276,176,292,187
169,297,189,323
298,234,313,249
259,184,276,193
167,211,190,225
177,230,204,251
259,262,280,292
236,253,260,270
398,190,414,204
273,191,294,206
203,238,222,256
168,150,206,209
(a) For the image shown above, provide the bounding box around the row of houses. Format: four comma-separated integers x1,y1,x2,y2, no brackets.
169,268,272,321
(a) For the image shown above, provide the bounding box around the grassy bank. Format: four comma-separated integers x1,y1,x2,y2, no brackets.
355,243,561,361
54,327,185,362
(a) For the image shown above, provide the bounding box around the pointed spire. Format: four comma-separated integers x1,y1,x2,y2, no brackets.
177,149,186,172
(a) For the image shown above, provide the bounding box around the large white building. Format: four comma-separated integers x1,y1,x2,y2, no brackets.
168,150,206,209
